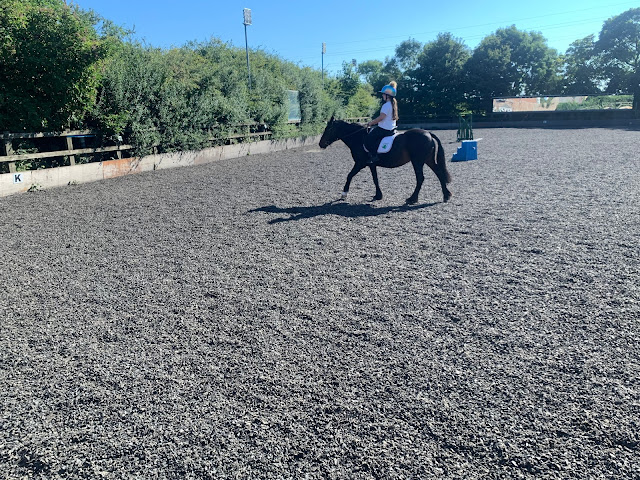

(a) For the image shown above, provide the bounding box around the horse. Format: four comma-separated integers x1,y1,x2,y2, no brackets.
318,117,452,204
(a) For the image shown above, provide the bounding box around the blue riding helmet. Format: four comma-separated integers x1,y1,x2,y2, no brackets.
380,84,397,97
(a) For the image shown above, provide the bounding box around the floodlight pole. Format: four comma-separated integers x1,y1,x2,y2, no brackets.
243,8,252,89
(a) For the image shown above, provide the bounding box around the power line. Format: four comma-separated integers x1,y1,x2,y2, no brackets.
332,17,604,57
291,13,613,64
281,2,634,67
323,1,636,48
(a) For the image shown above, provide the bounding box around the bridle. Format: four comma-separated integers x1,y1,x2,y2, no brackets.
331,124,367,143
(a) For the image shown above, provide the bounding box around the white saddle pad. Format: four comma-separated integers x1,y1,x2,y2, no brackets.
377,134,399,154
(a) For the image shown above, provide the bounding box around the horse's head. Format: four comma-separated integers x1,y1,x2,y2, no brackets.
319,116,339,149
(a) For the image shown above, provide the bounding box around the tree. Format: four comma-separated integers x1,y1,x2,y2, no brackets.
394,38,422,72
358,58,400,95
344,84,379,119
561,35,603,94
297,67,329,129
465,26,561,113
407,33,470,117
358,60,384,86
336,61,361,105
0,0,107,131
595,8,640,110
357,40,422,116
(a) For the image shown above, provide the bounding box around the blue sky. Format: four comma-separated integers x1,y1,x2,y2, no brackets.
74,0,637,74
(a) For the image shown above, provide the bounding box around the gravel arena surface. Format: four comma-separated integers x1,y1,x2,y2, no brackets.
1,127,639,479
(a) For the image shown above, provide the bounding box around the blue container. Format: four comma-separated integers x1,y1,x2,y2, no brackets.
451,140,478,161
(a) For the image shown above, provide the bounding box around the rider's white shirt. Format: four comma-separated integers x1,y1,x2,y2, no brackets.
378,101,397,130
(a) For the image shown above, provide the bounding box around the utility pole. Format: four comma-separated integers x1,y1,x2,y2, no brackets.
243,8,252,89
322,42,326,89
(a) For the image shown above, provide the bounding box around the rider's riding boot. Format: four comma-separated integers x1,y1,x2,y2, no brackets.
366,152,378,165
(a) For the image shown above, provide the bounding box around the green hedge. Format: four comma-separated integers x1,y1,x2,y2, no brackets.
1,1,374,157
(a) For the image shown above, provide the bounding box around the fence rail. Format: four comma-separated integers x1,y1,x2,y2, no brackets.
1,118,370,174
0,123,275,173
4,145,133,163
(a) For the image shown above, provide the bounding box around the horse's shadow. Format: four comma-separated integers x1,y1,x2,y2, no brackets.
248,199,439,224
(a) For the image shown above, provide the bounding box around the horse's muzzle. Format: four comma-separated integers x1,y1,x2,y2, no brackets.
319,141,328,149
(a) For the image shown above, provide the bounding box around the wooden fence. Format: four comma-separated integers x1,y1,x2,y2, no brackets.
0,123,274,174
0,130,129,173
0,118,370,174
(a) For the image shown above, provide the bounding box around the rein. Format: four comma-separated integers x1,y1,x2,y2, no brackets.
337,125,367,141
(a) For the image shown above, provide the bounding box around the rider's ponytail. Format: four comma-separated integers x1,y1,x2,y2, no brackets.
389,81,399,120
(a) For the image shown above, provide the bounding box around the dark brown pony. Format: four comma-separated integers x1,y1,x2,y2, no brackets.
319,117,452,204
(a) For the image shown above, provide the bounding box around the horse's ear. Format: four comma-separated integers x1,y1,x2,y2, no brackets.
329,115,335,123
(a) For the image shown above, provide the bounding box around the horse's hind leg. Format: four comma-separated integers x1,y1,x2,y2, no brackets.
406,160,424,204
431,134,452,202
434,164,452,202
440,177,452,202
424,155,451,203
425,163,451,203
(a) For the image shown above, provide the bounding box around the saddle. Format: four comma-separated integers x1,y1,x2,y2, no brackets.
363,133,400,154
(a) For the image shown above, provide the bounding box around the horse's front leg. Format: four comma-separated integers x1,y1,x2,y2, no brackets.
341,163,366,199
369,165,383,200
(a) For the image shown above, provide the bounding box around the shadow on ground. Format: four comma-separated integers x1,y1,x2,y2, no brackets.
248,200,439,223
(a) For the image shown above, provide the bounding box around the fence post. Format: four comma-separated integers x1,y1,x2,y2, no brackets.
116,135,122,159
2,136,16,173
65,136,76,166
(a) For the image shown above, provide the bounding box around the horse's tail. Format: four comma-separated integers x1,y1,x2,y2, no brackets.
431,133,451,184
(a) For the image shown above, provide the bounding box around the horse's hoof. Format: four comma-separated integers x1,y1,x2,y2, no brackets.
340,192,348,200
373,194,383,201
405,197,418,205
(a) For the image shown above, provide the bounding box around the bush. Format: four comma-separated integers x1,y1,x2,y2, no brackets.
2,4,378,153
91,38,358,153
0,0,106,131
